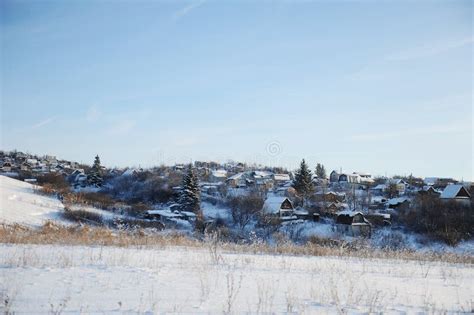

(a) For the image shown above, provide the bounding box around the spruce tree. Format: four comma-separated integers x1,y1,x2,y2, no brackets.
292,159,314,204
87,155,103,187
179,164,201,213
315,163,327,179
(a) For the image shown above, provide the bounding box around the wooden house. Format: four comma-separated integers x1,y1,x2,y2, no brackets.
336,211,372,237
209,169,227,183
2,162,12,172
440,184,471,206
262,196,294,218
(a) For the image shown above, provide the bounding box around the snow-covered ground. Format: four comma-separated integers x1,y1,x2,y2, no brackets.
201,201,231,221
1,244,472,314
0,175,65,227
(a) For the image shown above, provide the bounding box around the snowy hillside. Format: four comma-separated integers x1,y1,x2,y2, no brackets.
1,244,472,314
0,175,65,227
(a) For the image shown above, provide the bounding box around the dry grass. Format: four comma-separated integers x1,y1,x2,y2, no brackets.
0,222,472,264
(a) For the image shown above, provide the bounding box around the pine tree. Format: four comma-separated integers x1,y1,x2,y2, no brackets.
315,163,327,179
292,159,314,205
87,155,103,187
178,164,201,213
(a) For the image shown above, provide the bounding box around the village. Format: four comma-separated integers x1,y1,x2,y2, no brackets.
1,149,472,246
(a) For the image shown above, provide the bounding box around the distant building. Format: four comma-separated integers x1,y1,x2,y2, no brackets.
418,186,441,197
209,169,227,183
262,196,294,218
387,197,410,210
336,211,372,237
440,184,471,206
387,179,408,195
2,162,12,172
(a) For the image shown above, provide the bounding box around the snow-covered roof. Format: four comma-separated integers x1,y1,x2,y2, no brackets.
388,178,406,185
440,184,470,199
294,209,309,216
211,169,227,178
273,174,290,181
147,210,183,218
424,177,438,185
421,186,442,193
122,168,139,177
228,172,245,180
387,197,409,206
371,196,387,203
262,196,292,214
253,171,273,178
336,210,363,217
316,191,345,196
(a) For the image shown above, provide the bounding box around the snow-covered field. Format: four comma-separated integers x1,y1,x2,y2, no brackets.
1,244,472,314
0,175,64,227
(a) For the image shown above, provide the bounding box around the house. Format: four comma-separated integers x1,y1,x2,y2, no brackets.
209,169,227,183
315,191,346,203
387,179,408,195
20,162,30,171
44,155,57,163
324,202,347,213
227,172,247,188
370,195,387,207
174,164,185,171
356,172,374,184
387,197,410,210
2,162,12,172
26,158,38,166
440,184,471,206
418,186,441,197
275,181,297,197
262,196,295,218
338,173,360,184
336,211,372,237
424,177,457,189
273,173,291,185
68,169,87,187
370,184,387,195
329,170,340,183
121,168,140,177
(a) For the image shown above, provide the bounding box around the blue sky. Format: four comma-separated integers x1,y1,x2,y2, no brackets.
1,0,472,180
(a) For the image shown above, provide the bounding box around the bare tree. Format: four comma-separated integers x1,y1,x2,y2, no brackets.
228,194,264,231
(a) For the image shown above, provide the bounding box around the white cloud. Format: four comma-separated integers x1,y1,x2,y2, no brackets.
173,0,206,20
385,37,473,61
347,37,473,81
31,117,56,129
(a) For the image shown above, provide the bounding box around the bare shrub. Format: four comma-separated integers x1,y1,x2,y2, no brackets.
62,208,104,225
112,217,164,230
400,195,473,245
0,223,472,264
36,173,70,194
224,270,243,314
71,192,118,210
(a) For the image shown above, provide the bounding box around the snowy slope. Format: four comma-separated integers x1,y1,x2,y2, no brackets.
1,244,472,314
0,175,65,227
